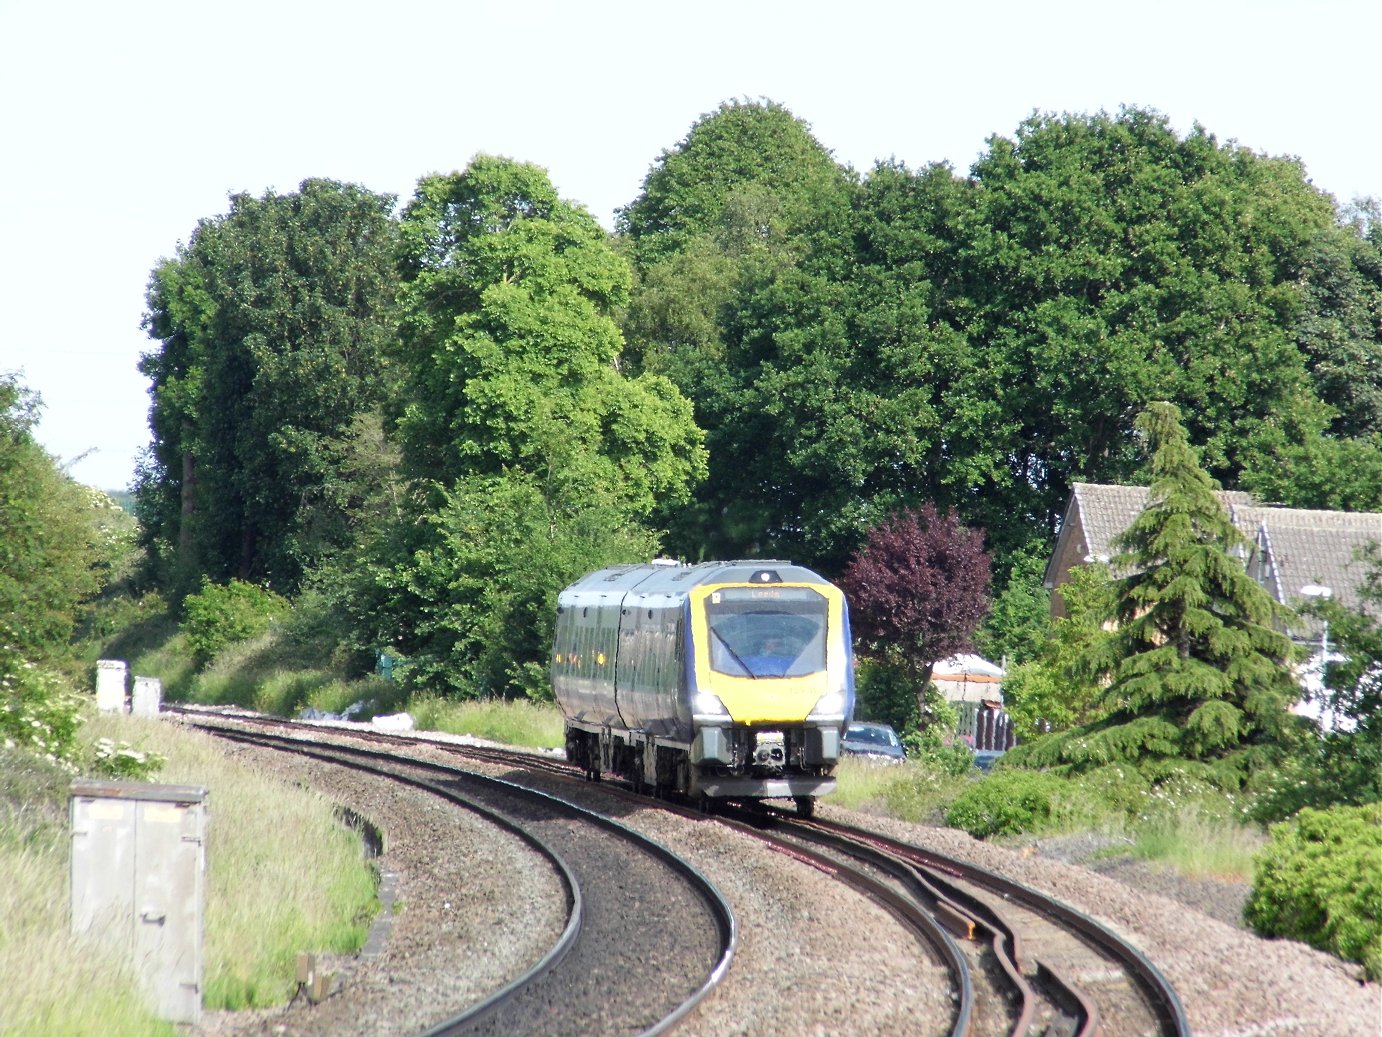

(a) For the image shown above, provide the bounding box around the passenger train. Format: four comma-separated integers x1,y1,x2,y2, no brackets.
552,560,855,815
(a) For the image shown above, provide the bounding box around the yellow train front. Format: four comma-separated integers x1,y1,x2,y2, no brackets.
553,560,855,814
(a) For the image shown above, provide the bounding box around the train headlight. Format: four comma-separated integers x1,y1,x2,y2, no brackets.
808,690,847,722
693,692,730,722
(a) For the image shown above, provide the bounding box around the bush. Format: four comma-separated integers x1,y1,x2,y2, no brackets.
181,580,288,667
1244,803,1382,980
945,770,1072,838
0,635,85,766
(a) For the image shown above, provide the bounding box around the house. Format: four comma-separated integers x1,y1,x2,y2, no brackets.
1044,483,1380,637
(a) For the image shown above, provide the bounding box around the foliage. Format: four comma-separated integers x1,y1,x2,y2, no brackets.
630,103,1382,569
944,770,1073,839
0,374,115,658
1245,803,1382,979
404,694,565,749
1018,403,1300,772
378,471,660,699
393,156,705,508
1000,563,1116,739
852,655,923,734
617,98,853,269
0,633,85,767
840,504,991,725
89,737,166,780
180,579,288,668
956,106,1382,532
973,541,1053,668
137,179,402,596
377,156,704,697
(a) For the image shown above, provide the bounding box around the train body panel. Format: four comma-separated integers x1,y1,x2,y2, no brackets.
553,560,855,807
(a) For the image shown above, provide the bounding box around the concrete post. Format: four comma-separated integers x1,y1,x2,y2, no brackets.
95,660,128,714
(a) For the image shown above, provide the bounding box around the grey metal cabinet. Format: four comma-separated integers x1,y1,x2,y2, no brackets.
70,780,208,1024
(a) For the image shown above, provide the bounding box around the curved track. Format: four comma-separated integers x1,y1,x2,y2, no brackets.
190,719,736,1037
753,806,1192,1037
176,709,1191,1036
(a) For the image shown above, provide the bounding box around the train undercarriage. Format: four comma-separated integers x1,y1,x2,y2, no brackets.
564,719,836,817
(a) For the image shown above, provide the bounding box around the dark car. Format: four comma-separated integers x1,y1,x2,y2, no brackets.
840,721,906,764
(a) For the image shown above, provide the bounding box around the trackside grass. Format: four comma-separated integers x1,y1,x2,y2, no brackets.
832,756,970,822
1126,809,1267,882
403,694,565,749
0,746,176,1037
0,714,378,1033
98,714,379,1010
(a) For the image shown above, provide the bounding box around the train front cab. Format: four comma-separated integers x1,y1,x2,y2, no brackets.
683,571,854,815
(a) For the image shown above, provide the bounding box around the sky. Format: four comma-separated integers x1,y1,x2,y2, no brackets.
3,0,1379,493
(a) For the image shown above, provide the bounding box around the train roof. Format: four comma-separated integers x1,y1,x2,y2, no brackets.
559,560,833,603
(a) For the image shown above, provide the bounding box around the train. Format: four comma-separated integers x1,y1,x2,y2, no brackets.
552,559,855,815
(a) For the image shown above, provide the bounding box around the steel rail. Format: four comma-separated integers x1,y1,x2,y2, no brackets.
714,805,975,1037
740,805,1045,1037
194,721,737,1037
795,812,1191,1037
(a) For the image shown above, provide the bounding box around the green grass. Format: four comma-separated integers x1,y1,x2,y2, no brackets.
1125,809,1267,882
832,756,972,823
0,745,178,1037
88,714,380,1010
404,693,565,748
0,715,379,1033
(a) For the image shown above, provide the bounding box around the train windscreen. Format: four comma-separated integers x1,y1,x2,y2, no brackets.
703,587,829,678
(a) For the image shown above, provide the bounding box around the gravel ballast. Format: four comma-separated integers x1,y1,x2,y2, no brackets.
191,731,1381,1037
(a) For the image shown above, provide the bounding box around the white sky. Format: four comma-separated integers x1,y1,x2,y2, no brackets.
3,0,1379,492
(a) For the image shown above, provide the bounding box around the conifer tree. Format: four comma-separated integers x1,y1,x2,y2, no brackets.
1023,402,1300,774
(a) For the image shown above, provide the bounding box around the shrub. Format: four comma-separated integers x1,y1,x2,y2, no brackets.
90,738,167,780
181,580,288,667
0,635,85,766
1245,803,1382,979
945,770,1071,838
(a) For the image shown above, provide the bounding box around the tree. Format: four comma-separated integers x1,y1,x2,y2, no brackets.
616,99,853,270
378,156,707,697
999,563,1116,740
380,471,661,699
394,156,705,512
138,179,401,595
0,373,113,658
1020,402,1301,776
973,540,1053,669
954,106,1381,539
839,505,992,726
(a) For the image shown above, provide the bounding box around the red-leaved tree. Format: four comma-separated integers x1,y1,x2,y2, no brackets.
840,504,993,726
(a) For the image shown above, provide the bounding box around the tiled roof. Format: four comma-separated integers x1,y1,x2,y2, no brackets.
1052,483,1382,640
1236,506,1381,615
1070,482,1253,563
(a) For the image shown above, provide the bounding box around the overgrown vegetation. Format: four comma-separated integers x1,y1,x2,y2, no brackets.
1245,803,1382,980
0,715,378,1031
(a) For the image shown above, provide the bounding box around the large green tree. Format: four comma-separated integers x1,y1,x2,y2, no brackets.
1017,403,1301,776
956,107,1382,533
617,99,853,271
138,179,401,595
379,156,707,697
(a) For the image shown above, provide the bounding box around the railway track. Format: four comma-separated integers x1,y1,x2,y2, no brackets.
176,708,1192,1036
744,804,1191,1037
188,718,735,1036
